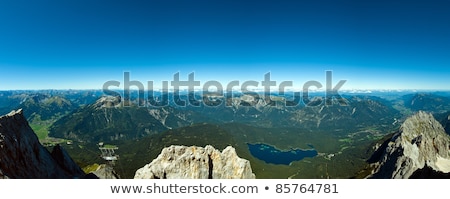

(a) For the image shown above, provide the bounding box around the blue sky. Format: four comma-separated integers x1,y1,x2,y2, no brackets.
0,0,449,90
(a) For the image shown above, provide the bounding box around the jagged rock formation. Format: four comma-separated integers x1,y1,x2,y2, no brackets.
0,109,85,178
367,111,450,178
134,145,255,179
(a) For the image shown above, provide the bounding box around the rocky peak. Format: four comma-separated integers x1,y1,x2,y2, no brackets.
0,109,85,178
134,145,255,179
94,95,122,108
368,111,450,178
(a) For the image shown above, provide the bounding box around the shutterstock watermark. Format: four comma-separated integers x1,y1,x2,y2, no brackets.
102,71,347,107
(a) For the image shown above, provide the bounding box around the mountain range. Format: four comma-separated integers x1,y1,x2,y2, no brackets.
0,90,449,178
48,94,402,142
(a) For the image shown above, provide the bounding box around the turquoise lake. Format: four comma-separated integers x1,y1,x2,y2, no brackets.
247,143,318,165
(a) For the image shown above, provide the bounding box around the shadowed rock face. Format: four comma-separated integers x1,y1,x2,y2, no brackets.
51,144,85,177
441,113,450,135
134,145,255,179
368,111,450,179
0,109,85,179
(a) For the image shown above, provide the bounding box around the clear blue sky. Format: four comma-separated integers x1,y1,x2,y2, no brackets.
0,0,449,90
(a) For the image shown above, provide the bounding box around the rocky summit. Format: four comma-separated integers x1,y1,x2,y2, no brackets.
0,109,85,179
367,111,450,178
134,145,256,179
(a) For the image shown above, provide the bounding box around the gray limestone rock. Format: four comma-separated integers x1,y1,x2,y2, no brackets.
134,145,255,179
368,111,450,178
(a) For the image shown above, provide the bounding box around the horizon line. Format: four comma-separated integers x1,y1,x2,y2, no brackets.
1,88,450,92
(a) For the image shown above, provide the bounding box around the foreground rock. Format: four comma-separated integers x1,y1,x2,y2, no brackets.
0,109,85,178
367,111,450,178
134,145,255,179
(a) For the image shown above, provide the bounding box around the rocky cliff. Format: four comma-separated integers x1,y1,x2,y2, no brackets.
0,109,85,178
367,111,450,178
134,145,255,179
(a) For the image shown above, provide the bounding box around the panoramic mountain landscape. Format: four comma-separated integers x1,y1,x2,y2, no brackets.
1,0,449,183
1,90,449,179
